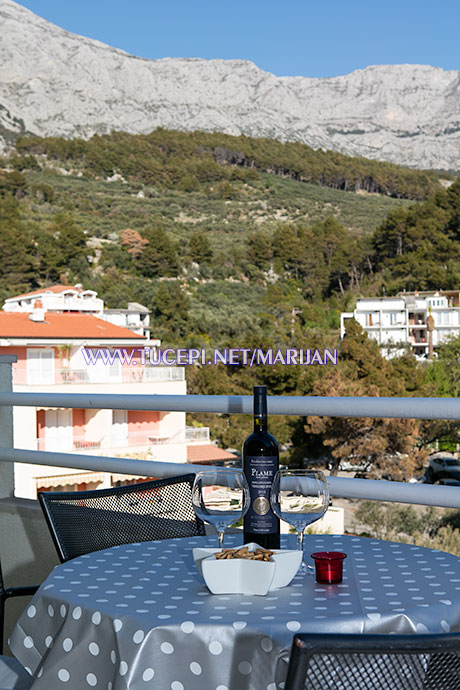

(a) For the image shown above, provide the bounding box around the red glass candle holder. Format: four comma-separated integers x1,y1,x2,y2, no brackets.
311,551,347,584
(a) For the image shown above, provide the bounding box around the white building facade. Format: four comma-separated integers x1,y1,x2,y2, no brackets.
341,291,460,359
2,285,235,498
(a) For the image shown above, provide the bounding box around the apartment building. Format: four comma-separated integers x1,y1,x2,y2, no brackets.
341,290,460,359
2,285,235,498
4,284,150,337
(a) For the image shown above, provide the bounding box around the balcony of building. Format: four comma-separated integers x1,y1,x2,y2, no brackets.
2,355,460,674
13,365,185,386
99,305,150,338
409,331,428,345
32,426,210,454
3,294,104,314
408,312,426,326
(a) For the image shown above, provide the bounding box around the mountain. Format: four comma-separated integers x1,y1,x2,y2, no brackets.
2,0,460,171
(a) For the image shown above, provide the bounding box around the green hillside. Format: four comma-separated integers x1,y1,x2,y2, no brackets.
3,129,460,477
20,167,411,243
0,127,457,348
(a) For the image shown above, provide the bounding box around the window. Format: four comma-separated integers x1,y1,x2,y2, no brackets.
108,356,121,380
87,349,121,382
365,312,378,326
27,349,54,384
112,410,128,446
44,409,72,451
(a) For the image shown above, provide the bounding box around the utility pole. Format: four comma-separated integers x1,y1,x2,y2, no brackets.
426,314,435,359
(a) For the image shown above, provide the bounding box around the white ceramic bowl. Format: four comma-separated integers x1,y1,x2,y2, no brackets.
193,542,301,595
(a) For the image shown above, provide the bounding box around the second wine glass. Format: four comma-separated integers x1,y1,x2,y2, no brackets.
270,469,329,574
192,468,250,548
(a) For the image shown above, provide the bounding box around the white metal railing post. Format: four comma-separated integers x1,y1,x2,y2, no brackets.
0,355,16,498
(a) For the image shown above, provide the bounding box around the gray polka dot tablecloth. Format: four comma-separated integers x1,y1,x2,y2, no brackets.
9,534,460,690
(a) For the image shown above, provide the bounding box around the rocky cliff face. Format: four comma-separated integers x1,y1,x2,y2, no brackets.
2,0,460,170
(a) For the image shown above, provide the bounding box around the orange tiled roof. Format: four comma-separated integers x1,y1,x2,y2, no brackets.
187,445,238,464
0,312,145,340
8,285,87,300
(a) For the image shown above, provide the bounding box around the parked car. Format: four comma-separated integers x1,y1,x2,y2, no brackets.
435,478,460,487
426,454,460,483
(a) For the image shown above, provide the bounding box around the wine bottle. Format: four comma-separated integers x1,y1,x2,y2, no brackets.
243,385,280,549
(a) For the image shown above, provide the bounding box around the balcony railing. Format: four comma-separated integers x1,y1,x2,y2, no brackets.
0,353,460,511
14,366,186,385
35,436,103,452
186,427,210,443
34,426,209,452
1,366,460,509
4,296,104,313
139,367,185,382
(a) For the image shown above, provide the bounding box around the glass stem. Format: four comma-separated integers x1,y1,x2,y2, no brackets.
297,528,308,573
297,529,304,553
218,530,225,548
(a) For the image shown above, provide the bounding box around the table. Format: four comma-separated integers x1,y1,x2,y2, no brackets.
10,534,460,690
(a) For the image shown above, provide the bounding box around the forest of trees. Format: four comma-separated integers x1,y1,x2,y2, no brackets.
2,156,460,306
13,128,444,201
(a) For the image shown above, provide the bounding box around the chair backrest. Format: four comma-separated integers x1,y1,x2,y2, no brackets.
38,474,205,562
285,632,460,690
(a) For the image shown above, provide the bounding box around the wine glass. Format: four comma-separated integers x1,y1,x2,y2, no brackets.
270,469,329,574
192,468,250,548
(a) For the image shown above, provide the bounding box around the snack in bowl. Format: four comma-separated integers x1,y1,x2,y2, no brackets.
215,546,274,561
193,542,301,595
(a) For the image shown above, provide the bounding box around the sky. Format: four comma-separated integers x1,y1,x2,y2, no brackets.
13,0,460,78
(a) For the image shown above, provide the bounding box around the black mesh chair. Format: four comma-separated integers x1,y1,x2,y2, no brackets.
38,474,206,563
285,632,460,690
0,560,37,689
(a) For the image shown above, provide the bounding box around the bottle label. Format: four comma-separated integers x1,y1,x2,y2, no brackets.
244,455,278,534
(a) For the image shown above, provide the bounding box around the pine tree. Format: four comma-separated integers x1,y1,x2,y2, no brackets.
188,230,213,264
138,228,180,278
